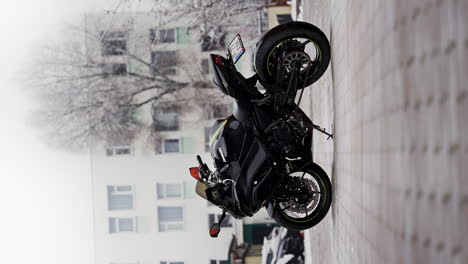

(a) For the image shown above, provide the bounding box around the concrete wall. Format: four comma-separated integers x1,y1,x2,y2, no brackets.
299,0,468,263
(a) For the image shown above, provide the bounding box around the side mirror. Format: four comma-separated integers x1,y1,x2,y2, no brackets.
209,223,221,238
209,210,226,238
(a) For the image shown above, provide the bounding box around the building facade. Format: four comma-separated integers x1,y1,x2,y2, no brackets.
85,11,236,264
83,4,279,263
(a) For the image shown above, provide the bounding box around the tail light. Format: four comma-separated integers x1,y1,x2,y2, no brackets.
189,167,201,180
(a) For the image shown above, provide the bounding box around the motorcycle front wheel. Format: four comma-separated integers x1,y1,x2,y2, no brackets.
272,162,332,231
254,21,331,89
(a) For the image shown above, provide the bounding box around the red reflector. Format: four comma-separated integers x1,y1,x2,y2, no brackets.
189,167,201,180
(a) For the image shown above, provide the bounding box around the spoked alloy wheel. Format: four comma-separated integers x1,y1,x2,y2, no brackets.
254,22,331,89
282,50,312,75
273,162,332,230
266,37,323,88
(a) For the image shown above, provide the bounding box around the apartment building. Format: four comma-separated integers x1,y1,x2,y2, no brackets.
85,11,237,264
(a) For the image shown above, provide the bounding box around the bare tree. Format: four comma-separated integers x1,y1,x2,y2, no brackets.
156,0,269,48
27,1,268,151
151,0,268,27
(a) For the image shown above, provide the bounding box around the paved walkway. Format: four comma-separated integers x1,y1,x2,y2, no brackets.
297,0,468,263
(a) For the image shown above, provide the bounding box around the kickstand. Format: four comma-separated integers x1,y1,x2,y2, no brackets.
312,124,333,140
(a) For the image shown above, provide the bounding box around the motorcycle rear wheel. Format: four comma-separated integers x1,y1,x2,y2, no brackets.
273,162,332,231
254,21,331,89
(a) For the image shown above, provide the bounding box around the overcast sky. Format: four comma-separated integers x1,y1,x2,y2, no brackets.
0,1,129,263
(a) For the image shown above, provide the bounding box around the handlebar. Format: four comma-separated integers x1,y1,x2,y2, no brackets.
196,155,212,181
195,155,230,183
197,155,203,166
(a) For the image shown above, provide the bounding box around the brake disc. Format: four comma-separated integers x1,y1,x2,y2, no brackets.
282,177,320,214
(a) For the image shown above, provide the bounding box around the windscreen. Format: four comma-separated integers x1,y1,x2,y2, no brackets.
195,181,209,200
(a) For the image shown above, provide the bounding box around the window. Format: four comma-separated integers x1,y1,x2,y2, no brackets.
101,31,127,56
201,58,209,74
176,27,191,44
109,217,136,233
102,63,127,76
150,28,176,43
206,103,231,120
106,146,132,156
153,106,179,131
204,127,211,153
276,14,293,25
163,139,180,153
200,25,226,51
158,206,184,232
210,261,228,264
208,213,232,228
107,185,134,210
151,51,177,76
157,183,183,199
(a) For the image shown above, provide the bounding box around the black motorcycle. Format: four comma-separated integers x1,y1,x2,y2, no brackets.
189,22,333,237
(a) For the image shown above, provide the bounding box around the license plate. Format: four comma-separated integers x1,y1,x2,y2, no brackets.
228,34,245,63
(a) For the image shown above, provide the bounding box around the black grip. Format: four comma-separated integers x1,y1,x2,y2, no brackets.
196,155,203,166
219,164,230,174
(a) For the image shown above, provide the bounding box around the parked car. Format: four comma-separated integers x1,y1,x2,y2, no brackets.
262,227,304,264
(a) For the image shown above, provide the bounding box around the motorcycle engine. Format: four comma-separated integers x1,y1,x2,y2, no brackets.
266,116,306,158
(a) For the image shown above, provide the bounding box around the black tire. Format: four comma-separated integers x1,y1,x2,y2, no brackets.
273,162,332,231
254,21,331,88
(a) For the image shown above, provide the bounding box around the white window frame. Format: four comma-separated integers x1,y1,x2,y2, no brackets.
158,206,185,232
106,145,133,156
210,260,228,264
160,261,184,264
107,185,135,210
150,28,177,43
109,216,137,233
162,138,181,153
101,31,127,56
157,183,184,200
153,106,179,131
150,50,177,76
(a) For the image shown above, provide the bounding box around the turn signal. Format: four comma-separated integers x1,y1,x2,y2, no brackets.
189,167,201,180
209,223,221,238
